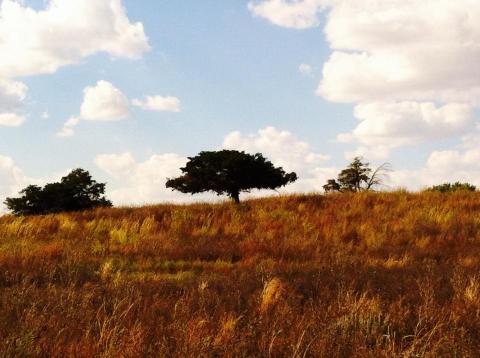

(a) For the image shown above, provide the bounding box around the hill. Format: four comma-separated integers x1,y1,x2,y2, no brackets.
1,192,480,357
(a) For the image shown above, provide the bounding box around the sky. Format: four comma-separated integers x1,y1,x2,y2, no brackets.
1,0,480,209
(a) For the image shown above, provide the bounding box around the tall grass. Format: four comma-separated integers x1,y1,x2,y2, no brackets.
1,191,480,356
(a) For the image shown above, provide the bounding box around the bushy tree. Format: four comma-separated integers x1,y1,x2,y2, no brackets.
427,182,477,193
323,157,390,193
4,168,112,216
166,150,297,203
323,179,341,193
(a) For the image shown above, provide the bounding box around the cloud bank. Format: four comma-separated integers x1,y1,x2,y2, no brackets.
249,0,480,173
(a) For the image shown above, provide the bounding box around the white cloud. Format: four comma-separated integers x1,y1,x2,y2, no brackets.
0,79,28,126
132,95,181,112
59,81,130,134
338,102,475,159
0,155,31,213
0,79,27,111
93,152,137,180
222,126,332,193
59,82,183,137
319,1,480,105
56,116,80,137
223,126,329,173
388,148,480,191
57,81,132,136
94,152,214,205
80,81,130,121
250,0,480,158
319,1,480,155
0,0,150,79
0,0,149,130
0,113,25,127
299,63,313,75
248,0,327,29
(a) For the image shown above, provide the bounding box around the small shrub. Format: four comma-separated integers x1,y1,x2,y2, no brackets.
427,182,477,193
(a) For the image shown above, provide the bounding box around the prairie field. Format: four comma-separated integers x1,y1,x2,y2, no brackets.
1,191,480,357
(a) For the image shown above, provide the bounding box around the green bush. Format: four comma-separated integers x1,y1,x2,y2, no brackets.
427,182,477,193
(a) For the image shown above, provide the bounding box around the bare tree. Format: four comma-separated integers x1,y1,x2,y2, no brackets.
365,162,392,191
323,157,391,193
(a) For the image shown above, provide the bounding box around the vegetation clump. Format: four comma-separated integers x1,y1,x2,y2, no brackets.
323,157,391,193
427,182,477,193
4,168,112,216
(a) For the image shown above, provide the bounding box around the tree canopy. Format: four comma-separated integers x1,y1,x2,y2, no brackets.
323,157,391,193
166,150,297,203
4,168,112,216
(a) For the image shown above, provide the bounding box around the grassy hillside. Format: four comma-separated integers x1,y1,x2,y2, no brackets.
1,192,480,357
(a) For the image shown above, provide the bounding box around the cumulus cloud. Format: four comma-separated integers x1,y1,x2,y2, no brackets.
94,152,214,205
337,102,476,159
0,79,28,126
223,126,329,173
81,81,130,121
56,116,80,137
0,113,25,127
57,81,130,137
0,0,150,79
222,126,333,193
249,0,480,158
132,96,181,112
59,83,184,136
319,0,480,155
0,0,149,128
248,0,327,29
0,79,27,111
250,1,480,104
388,148,480,191
317,1,480,105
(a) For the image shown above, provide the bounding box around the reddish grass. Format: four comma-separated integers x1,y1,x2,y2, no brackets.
1,191,480,356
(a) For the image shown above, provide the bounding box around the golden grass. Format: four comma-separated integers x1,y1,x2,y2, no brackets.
260,277,285,313
1,191,480,356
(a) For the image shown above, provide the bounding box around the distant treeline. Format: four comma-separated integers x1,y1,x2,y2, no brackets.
3,150,477,216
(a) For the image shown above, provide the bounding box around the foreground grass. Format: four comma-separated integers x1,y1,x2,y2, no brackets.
1,191,480,357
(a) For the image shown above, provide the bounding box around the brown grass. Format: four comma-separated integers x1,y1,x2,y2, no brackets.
1,191,480,356
260,277,285,314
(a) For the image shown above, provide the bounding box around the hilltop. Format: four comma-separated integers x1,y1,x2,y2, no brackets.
1,192,480,357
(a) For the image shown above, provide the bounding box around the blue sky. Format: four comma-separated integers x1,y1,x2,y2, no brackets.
0,0,479,207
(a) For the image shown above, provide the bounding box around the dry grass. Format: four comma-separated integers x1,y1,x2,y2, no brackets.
1,191,480,356
260,277,285,314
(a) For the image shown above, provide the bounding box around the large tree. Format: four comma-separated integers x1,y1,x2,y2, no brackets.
323,157,391,193
4,168,112,216
166,150,297,203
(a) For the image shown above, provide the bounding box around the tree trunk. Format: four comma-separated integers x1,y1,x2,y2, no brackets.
231,191,240,204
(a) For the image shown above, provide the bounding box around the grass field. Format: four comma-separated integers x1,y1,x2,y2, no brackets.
1,191,480,357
